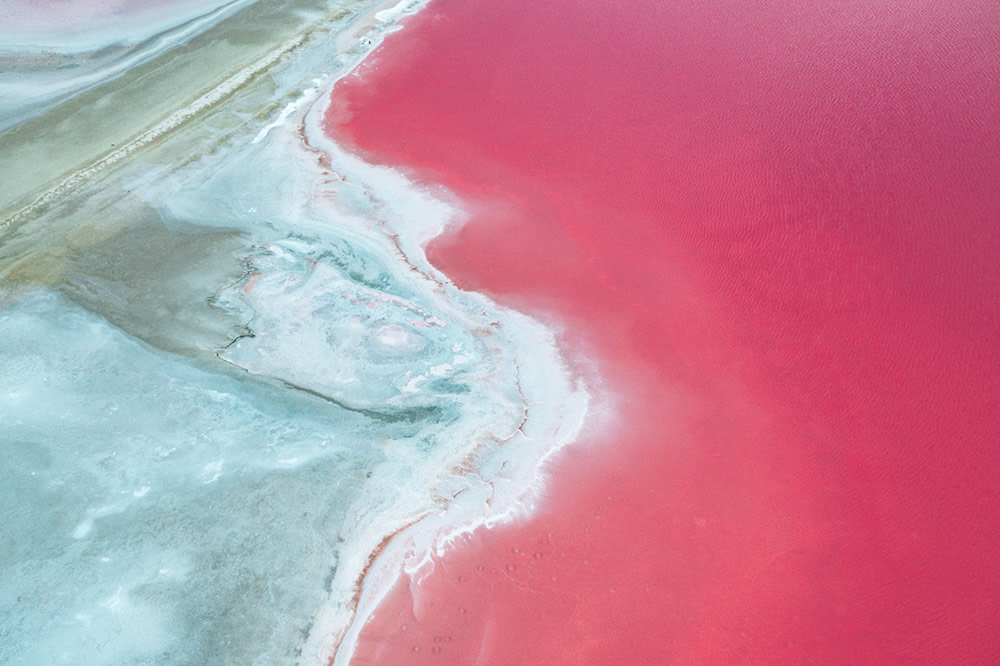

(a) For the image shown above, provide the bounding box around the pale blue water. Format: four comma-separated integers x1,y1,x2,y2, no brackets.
0,290,378,664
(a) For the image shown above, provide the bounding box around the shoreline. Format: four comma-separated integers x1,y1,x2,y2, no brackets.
296,61,595,662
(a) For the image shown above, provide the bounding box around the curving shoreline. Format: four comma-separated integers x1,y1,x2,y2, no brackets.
296,72,593,664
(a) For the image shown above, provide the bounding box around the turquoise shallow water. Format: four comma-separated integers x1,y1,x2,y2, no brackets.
0,290,379,664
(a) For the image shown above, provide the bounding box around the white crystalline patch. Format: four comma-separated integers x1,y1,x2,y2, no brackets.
72,519,93,539
400,374,427,394
371,323,427,356
71,501,131,539
374,0,414,23
200,460,224,484
101,588,126,613
252,85,321,145
218,243,476,409
429,364,452,377
133,486,150,498
376,324,414,347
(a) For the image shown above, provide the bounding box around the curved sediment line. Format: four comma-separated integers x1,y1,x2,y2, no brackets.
292,25,592,664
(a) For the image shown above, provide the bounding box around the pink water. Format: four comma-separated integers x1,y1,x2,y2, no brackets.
325,0,1000,661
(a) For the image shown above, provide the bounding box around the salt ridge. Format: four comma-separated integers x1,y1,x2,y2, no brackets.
282,6,594,663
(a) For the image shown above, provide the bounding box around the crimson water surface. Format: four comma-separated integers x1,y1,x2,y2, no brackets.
326,0,1000,661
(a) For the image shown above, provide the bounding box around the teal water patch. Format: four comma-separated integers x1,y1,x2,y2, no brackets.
0,290,388,664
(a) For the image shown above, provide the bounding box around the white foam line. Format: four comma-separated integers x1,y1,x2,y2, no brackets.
252,80,325,145
326,368,590,664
